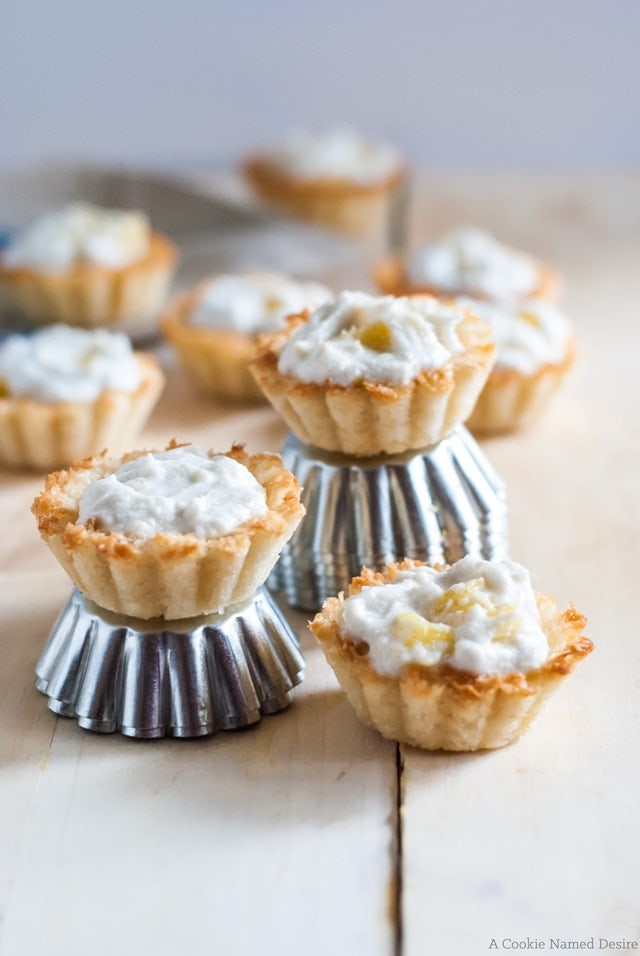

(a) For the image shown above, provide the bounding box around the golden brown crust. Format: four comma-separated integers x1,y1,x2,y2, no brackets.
0,231,177,331
242,157,408,237
160,284,265,403
32,441,305,619
374,254,559,302
466,337,577,435
250,306,496,456
243,156,407,200
310,558,593,751
0,352,164,471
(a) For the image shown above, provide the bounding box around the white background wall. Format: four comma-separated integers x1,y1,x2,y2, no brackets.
2,0,639,175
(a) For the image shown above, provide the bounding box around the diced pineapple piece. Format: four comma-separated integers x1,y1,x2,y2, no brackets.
519,310,540,327
392,610,454,652
432,578,487,616
489,607,521,643
356,320,393,352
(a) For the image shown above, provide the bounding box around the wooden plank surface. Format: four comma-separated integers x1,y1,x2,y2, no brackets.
0,387,397,956
401,173,640,956
1,171,638,956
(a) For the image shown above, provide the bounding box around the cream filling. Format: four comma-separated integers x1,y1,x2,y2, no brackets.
0,325,141,402
407,227,539,300
2,202,150,271
190,272,332,335
457,296,572,373
266,126,402,184
78,445,268,540
277,290,464,387
340,557,549,677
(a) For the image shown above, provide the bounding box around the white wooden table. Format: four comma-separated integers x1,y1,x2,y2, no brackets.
1,172,638,956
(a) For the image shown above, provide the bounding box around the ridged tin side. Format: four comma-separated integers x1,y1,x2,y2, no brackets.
269,427,508,610
35,587,304,738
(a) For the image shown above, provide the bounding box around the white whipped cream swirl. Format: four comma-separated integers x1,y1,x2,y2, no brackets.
78,445,268,539
266,127,403,184
190,272,331,335
341,556,549,677
3,202,150,271
277,290,464,387
457,296,572,373
0,325,141,402
407,227,539,301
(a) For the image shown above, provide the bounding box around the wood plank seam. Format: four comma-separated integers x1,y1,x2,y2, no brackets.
394,743,405,956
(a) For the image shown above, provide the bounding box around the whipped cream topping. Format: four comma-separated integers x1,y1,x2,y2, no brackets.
0,325,141,402
407,227,540,301
190,272,332,335
265,127,403,185
78,445,268,539
2,202,150,271
341,557,549,677
277,290,464,387
457,296,572,373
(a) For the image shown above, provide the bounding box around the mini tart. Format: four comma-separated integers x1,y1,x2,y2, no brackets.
249,308,496,457
466,337,577,435
310,560,593,752
374,253,559,302
0,232,177,333
0,352,164,471
32,442,305,620
161,284,265,403
243,156,407,238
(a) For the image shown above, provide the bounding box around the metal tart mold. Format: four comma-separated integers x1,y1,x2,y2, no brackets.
35,586,304,738
269,427,508,611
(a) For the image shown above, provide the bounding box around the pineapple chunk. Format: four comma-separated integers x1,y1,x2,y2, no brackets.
432,578,487,616
490,612,520,643
431,579,519,646
356,320,393,352
518,309,540,328
392,610,454,652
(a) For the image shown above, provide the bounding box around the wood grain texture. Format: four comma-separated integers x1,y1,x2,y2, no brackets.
401,172,640,956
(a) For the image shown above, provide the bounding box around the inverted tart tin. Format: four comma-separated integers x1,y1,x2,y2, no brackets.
269,426,508,611
35,586,304,738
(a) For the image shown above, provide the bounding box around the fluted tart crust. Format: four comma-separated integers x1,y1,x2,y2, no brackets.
0,232,177,332
310,560,593,751
250,308,496,457
32,442,305,620
161,284,265,403
0,352,164,471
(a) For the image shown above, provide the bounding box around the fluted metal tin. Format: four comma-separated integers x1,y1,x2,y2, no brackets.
35,586,304,738
269,426,508,611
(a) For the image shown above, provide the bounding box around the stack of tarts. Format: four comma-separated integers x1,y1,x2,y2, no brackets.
248,288,508,610
31,441,307,736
